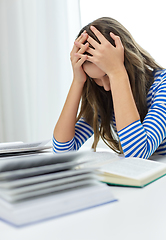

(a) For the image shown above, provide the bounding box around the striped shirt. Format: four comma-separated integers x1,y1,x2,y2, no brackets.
53,69,166,159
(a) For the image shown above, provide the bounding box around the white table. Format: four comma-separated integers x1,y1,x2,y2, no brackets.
1,153,166,240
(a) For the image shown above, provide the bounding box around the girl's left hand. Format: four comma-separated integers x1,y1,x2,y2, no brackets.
86,26,125,77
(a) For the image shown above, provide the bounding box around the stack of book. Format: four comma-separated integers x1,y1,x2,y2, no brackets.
2,141,164,227
0,144,116,227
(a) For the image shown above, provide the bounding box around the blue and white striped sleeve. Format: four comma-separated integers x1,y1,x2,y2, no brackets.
118,76,166,159
52,117,94,153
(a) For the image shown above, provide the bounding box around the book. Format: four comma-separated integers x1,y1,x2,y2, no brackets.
0,151,116,226
0,140,52,156
78,151,166,187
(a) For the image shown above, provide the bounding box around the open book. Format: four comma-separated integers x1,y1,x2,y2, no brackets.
0,151,116,226
78,151,166,187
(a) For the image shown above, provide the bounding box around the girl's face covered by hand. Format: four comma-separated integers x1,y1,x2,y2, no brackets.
83,61,111,91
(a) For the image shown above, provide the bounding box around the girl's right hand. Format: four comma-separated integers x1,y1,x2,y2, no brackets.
70,31,89,84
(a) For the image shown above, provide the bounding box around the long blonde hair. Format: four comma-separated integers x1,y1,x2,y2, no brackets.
76,17,163,153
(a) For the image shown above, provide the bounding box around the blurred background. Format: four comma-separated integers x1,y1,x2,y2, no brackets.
0,0,165,144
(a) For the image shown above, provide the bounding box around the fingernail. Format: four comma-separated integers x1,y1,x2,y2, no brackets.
82,30,86,34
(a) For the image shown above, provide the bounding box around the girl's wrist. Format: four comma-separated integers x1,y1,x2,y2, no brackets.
107,65,127,81
72,78,85,89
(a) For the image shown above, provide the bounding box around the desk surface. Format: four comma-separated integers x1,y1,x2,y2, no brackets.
1,154,166,240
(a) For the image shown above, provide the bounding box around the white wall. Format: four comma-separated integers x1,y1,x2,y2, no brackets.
80,0,166,68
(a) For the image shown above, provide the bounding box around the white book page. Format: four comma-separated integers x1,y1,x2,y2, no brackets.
0,159,87,181
78,151,120,169
0,140,52,155
0,142,23,149
0,173,95,196
0,179,97,202
0,140,50,150
99,157,166,179
0,151,89,172
0,169,94,189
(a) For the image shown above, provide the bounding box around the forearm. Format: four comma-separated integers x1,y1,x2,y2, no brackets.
108,67,140,132
116,69,166,158
53,80,84,142
118,104,166,158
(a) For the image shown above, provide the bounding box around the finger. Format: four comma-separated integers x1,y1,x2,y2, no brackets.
71,43,89,65
77,42,89,54
74,40,85,50
110,32,123,49
71,31,87,56
87,36,99,49
70,43,79,57
72,50,87,64
86,46,95,56
76,30,86,42
74,53,88,66
78,55,88,66
86,55,94,63
78,32,88,44
90,26,106,44
72,52,81,65
74,41,90,54
72,33,88,55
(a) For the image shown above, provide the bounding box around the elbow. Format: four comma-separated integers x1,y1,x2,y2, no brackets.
52,136,76,153
122,145,151,159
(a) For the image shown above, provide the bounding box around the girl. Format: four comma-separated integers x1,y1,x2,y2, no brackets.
53,17,166,159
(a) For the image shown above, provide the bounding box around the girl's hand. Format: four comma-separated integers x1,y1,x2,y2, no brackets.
70,31,89,84
86,26,125,78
